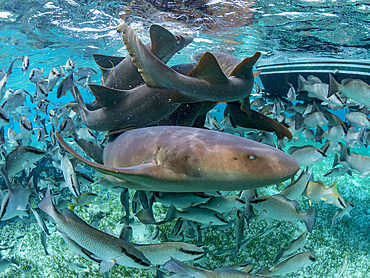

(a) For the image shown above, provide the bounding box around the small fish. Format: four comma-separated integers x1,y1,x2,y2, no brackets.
21,265,32,273
1,90,28,112
338,147,370,176
34,82,49,99
66,259,90,273
57,73,75,98
165,205,229,226
274,231,308,263
346,111,370,129
41,231,49,255
305,179,346,209
133,242,204,266
67,192,98,210
5,145,45,177
328,74,370,106
197,195,245,215
0,182,31,221
164,257,274,277
65,260,88,272
22,55,30,71
0,61,14,103
37,127,46,142
280,167,311,200
60,152,81,198
287,83,296,102
119,224,133,242
59,117,76,136
65,58,75,72
330,201,354,230
250,195,316,233
0,106,10,127
233,210,245,257
29,204,50,235
336,252,349,278
259,251,316,276
154,192,210,209
29,68,44,83
288,145,327,167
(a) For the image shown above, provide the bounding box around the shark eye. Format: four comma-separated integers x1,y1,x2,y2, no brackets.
249,155,256,160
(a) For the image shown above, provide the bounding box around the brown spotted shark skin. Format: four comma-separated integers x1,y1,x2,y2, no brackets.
56,126,300,192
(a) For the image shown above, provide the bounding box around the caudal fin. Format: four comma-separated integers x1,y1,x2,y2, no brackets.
303,205,316,233
328,74,340,98
38,185,59,220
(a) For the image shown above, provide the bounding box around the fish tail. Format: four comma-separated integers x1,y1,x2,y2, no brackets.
274,249,284,264
296,75,306,93
303,205,316,233
163,257,197,276
165,204,178,222
328,74,340,98
38,185,59,219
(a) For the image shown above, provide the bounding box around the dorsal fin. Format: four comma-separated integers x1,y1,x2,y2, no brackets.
88,84,128,108
150,25,177,63
93,54,125,82
93,54,124,69
230,52,261,78
188,52,228,84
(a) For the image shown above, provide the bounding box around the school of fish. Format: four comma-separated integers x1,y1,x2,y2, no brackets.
0,19,368,277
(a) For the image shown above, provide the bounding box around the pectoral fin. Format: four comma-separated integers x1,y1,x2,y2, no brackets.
100,260,116,273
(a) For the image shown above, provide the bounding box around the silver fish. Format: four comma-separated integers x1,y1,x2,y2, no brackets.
133,242,204,266
250,195,316,233
38,186,151,272
164,257,274,277
280,167,311,200
346,111,370,129
0,61,14,103
330,201,354,230
29,68,44,83
260,251,316,276
165,205,229,226
22,55,30,71
60,153,81,198
5,145,45,177
0,183,31,221
328,74,370,106
29,204,50,235
0,106,10,127
154,192,210,209
274,231,308,263
288,145,327,167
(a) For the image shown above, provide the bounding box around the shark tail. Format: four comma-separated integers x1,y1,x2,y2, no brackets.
303,205,316,233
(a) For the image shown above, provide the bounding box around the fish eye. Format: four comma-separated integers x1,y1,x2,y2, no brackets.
249,155,256,160
310,256,316,262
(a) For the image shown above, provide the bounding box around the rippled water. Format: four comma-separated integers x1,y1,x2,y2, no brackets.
0,1,369,277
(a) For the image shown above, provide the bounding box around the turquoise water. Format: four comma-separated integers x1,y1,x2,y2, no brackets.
0,1,369,277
